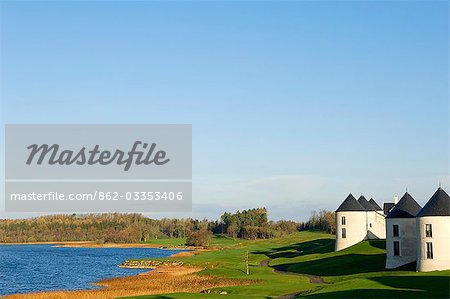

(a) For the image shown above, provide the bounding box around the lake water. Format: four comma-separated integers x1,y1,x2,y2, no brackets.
0,244,184,296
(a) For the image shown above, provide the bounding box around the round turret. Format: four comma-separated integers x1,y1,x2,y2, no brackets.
335,194,367,251
385,192,421,269
416,188,450,272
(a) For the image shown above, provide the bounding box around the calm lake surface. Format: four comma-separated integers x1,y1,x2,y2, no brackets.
0,244,184,296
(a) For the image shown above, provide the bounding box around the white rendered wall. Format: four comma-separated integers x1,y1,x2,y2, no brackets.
335,211,367,251
416,216,450,272
367,211,386,239
385,218,417,269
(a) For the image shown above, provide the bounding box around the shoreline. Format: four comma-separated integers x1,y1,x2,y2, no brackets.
0,241,202,251
1,243,247,299
4,265,255,299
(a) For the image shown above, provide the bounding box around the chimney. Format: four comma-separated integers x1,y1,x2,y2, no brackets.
393,195,398,204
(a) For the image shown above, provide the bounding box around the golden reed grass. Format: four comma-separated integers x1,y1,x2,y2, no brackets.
3,265,256,299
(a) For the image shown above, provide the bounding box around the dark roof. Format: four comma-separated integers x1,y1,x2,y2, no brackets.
369,198,382,210
386,192,422,218
383,203,395,215
358,195,376,211
336,194,366,212
416,188,450,217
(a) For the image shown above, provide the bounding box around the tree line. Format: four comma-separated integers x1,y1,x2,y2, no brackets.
0,208,335,244
299,209,336,234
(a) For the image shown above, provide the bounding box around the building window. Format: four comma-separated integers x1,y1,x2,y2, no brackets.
393,241,400,256
369,223,372,228
342,228,346,239
426,242,433,259
393,225,399,237
425,224,432,238
341,216,346,225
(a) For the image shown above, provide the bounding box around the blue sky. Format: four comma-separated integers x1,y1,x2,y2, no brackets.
0,1,448,221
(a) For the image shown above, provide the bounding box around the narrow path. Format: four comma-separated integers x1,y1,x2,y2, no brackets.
259,258,328,284
259,257,330,299
277,292,301,299
259,258,270,267
276,287,324,299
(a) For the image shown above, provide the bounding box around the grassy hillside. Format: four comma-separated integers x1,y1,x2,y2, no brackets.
122,231,450,299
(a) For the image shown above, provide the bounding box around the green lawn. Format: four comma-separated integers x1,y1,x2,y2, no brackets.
122,231,450,299
142,234,243,248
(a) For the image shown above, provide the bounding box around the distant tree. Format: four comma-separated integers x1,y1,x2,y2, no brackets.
271,220,299,236
185,230,213,247
219,207,274,239
300,209,335,234
0,208,304,243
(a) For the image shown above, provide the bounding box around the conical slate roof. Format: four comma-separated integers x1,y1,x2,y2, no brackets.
386,192,421,219
358,195,376,211
369,198,382,210
336,194,366,212
383,203,395,215
416,188,450,217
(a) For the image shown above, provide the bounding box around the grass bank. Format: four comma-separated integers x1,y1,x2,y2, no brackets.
3,232,449,299
123,231,449,299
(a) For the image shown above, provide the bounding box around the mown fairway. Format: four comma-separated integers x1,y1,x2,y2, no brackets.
123,231,450,299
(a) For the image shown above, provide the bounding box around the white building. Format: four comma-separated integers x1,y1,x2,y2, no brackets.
335,194,386,251
336,188,450,272
385,192,421,269
368,198,387,239
357,195,386,239
416,187,450,272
